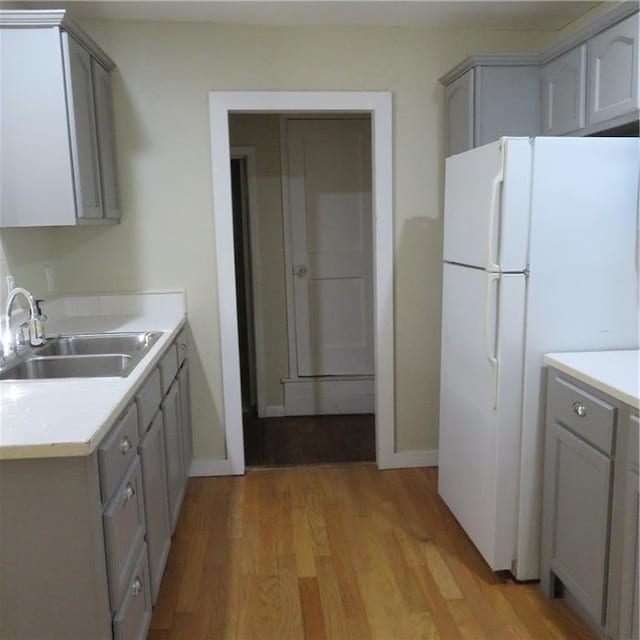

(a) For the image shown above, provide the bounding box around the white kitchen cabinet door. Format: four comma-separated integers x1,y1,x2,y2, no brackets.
62,33,104,219
445,69,474,156
541,46,587,135
92,59,120,221
587,15,639,126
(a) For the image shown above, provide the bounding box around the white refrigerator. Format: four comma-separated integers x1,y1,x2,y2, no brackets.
438,136,639,581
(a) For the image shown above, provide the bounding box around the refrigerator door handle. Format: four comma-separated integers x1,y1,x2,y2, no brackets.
486,151,505,273
484,272,500,409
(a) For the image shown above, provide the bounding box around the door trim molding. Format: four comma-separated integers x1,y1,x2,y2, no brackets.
209,91,394,474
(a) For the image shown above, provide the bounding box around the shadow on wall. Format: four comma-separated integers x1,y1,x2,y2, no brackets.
393,214,443,452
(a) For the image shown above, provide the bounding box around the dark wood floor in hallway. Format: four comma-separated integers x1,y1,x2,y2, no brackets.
243,413,376,467
148,465,595,640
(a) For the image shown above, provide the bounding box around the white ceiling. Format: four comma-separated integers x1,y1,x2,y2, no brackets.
23,1,603,30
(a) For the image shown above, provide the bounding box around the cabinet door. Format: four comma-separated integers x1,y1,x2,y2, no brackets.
91,59,120,220
587,15,639,126
541,46,587,135
475,65,540,146
62,33,104,219
445,69,474,157
178,361,193,478
139,412,171,604
542,422,612,625
619,414,639,640
161,381,185,533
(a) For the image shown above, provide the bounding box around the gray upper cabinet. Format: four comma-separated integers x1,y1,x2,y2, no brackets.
0,10,119,227
541,45,587,135
587,14,639,127
441,58,540,157
445,69,474,156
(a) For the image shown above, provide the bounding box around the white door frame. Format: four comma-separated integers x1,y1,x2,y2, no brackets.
208,91,394,475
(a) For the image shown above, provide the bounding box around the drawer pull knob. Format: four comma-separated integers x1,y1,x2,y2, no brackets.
572,402,587,418
131,577,142,597
123,483,135,503
120,437,131,454
180,342,187,351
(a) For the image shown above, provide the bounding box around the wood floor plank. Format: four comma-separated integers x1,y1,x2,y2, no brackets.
298,577,328,640
150,465,596,640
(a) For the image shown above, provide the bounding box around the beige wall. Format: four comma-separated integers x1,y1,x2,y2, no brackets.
16,20,558,459
228,114,289,410
0,229,59,309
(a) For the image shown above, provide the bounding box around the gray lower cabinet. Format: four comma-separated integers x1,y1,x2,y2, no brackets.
162,380,186,533
0,325,192,639
178,359,194,476
541,368,639,639
618,415,639,640
139,411,171,603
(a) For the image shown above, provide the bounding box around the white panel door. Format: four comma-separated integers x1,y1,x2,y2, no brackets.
443,137,531,272
286,118,373,377
439,263,526,571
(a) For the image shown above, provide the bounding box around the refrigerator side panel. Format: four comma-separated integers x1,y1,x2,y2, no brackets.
516,137,640,580
439,264,526,570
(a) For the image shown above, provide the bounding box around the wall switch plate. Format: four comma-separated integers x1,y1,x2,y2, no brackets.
6,275,15,294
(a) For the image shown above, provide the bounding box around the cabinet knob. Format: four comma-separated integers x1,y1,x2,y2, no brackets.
131,577,142,597
123,483,135,503
572,402,587,418
294,265,307,278
180,342,187,351
120,437,131,454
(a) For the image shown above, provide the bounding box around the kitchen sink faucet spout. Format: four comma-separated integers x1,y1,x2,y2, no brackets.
2,287,46,357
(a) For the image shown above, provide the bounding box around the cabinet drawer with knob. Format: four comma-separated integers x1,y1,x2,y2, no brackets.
547,373,616,454
176,327,189,366
112,542,152,640
98,403,140,502
103,456,146,611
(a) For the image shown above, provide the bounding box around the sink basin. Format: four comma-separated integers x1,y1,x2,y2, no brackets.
37,332,161,357
0,355,133,380
0,331,163,380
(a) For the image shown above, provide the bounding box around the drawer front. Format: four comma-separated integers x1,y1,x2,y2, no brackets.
113,543,152,640
176,327,189,366
99,404,140,502
104,457,146,611
136,368,161,435
549,373,615,454
159,344,179,396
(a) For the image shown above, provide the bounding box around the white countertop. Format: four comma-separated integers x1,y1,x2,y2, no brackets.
544,350,640,410
0,292,186,460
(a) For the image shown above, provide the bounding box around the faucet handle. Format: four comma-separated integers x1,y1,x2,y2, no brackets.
35,299,47,321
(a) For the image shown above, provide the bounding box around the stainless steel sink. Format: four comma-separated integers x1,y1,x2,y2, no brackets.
37,332,161,357
0,331,162,380
0,355,133,380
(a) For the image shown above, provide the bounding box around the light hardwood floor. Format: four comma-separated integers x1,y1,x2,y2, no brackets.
149,465,595,640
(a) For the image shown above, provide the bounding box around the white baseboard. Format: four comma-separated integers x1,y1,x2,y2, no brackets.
264,405,285,417
283,376,374,415
378,449,438,470
189,458,241,477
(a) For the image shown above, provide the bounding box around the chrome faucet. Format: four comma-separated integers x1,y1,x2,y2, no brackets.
2,287,46,358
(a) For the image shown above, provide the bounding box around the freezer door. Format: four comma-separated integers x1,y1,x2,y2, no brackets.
443,138,531,271
438,263,526,571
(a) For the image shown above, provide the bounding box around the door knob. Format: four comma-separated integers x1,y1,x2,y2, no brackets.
294,266,308,278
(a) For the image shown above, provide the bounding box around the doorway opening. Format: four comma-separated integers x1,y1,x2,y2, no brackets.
230,115,376,466
209,91,394,476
